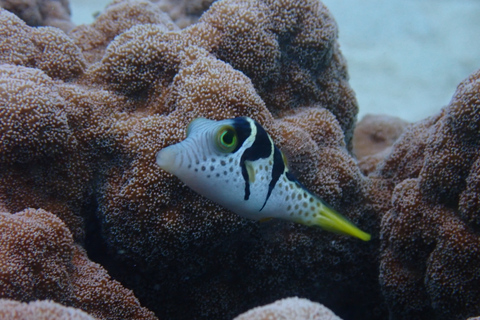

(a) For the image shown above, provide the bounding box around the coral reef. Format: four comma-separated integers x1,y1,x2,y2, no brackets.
198,0,358,148
0,300,96,320
0,0,73,31
376,69,480,320
1,0,479,319
353,114,409,175
69,0,179,64
0,208,157,320
0,0,381,319
153,0,216,28
0,10,86,80
233,297,343,320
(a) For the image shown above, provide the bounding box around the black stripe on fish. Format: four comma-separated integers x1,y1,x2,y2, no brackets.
286,170,320,201
286,171,299,183
231,117,252,154
239,120,272,200
259,146,285,211
286,171,308,190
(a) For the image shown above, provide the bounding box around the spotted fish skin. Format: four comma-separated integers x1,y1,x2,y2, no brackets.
156,117,371,241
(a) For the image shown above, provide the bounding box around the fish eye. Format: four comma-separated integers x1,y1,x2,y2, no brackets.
216,125,238,152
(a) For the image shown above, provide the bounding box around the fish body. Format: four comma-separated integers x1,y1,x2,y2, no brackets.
156,117,370,241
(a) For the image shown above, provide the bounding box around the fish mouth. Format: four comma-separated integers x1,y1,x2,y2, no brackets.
156,145,178,174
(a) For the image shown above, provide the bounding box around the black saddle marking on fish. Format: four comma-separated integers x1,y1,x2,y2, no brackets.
285,171,297,182
259,146,285,211
239,119,272,201
231,117,252,154
286,170,328,205
286,171,309,193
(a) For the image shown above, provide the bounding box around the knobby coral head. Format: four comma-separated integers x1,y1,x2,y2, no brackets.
0,208,156,319
5,0,479,320
0,0,377,318
376,69,480,320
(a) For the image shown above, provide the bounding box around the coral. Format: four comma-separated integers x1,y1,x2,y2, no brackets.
0,0,73,32
98,99,381,319
0,64,70,163
0,300,96,320
1,0,378,319
198,0,358,148
153,0,215,28
90,29,377,316
0,59,120,241
0,10,86,80
419,71,480,206
377,69,480,320
0,208,75,302
460,157,480,230
233,297,343,320
353,114,409,175
0,208,157,320
69,0,178,64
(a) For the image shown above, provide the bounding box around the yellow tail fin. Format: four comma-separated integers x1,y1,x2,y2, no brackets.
314,204,371,241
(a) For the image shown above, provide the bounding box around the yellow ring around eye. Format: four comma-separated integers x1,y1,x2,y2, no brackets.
216,125,238,152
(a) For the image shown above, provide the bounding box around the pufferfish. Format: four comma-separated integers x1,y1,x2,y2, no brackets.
156,117,371,241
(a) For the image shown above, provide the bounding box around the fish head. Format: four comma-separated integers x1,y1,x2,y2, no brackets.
156,117,253,173
156,117,257,205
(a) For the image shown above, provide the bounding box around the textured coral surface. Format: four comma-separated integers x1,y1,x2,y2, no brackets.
375,69,480,320
0,300,96,320
0,0,73,31
353,114,409,175
1,0,480,319
234,297,343,320
0,209,157,319
153,0,216,28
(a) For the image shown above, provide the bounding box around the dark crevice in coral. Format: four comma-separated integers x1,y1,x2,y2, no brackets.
82,193,111,266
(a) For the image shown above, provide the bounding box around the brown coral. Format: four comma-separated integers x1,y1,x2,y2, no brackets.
0,64,72,163
0,209,74,301
0,208,157,320
69,0,179,64
419,71,480,206
153,0,215,28
0,9,86,80
1,0,380,319
198,0,358,148
0,300,96,320
376,69,480,320
0,0,73,32
0,60,121,241
353,114,409,175
233,297,343,320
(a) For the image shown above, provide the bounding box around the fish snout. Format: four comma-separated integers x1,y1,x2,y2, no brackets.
156,145,179,174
